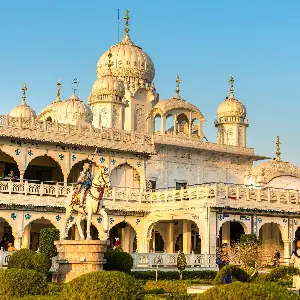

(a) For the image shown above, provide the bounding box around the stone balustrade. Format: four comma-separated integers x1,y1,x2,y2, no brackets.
0,180,300,213
0,115,154,154
131,251,217,268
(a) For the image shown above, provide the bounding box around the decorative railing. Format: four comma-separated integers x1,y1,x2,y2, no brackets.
0,181,300,213
154,134,258,157
131,251,217,268
0,250,12,267
0,115,154,154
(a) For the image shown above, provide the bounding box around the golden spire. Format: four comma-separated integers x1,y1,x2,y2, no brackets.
275,136,281,161
229,76,234,97
124,9,130,35
175,75,180,97
107,49,112,70
56,79,62,101
22,83,27,104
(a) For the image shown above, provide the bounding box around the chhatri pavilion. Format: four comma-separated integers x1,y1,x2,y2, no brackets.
0,10,299,267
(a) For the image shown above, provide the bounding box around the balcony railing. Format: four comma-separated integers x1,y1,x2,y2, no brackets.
0,180,299,213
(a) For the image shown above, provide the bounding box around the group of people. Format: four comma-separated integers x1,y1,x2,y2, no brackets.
0,235,16,251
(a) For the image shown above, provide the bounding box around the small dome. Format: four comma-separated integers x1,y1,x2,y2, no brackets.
9,103,37,119
151,95,205,120
97,34,155,84
89,72,125,105
217,94,246,119
37,97,63,121
58,94,93,125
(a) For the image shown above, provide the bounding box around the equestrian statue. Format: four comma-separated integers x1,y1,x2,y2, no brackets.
63,151,112,240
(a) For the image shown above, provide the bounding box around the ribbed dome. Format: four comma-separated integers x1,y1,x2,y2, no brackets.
217,94,246,119
96,34,155,84
9,103,37,119
37,97,63,121
89,71,125,105
58,94,93,125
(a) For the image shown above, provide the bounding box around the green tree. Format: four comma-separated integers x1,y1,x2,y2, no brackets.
39,228,60,258
177,251,187,280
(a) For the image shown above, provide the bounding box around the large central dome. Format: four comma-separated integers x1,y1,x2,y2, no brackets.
97,34,155,84
96,11,155,84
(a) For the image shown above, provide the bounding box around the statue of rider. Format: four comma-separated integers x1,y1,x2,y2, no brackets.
76,162,93,207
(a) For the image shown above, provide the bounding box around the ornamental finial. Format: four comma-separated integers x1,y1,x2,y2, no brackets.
175,75,180,96
107,50,113,70
229,76,234,97
72,78,79,95
124,10,130,35
56,79,62,100
275,136,281,161
22,83,27,104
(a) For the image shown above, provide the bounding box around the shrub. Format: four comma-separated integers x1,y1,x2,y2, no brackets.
39,228,60,258
259,266,300,282
60,270,143,300
177,251,187,280
7,248,52,274
214,265,250,284
104,248,133,273
7,248,35,270
0,268,48,299
195,282,299,300
131,270,217,280
32,252,52,275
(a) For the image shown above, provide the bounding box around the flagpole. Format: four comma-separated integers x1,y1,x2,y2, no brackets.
118,9,120,43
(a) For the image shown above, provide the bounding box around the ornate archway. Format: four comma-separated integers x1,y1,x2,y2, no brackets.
109,221,137,253
219,221,246,246
110,163,140,189
24,155,64,183
0,150,20,180
67,159,96,184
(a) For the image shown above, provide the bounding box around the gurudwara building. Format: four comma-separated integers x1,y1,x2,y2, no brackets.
0,11,300,267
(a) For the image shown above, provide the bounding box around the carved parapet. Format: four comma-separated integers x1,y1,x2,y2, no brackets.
153,134,264,158
0,115,154,154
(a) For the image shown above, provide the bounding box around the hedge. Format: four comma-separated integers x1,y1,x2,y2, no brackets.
213,265,250,284
39,228,60,258
0,268,48,299
7,248,51,275
131,270,217,280
259,266,300,282
195,282,299,300
60,271,143,300
104,247,134,273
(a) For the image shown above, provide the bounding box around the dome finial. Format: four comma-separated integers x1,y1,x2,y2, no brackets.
107,50,113,70
124,9,130,35
56,79,62,101
22,83,27,104
72,78,79,95
275,136,281,161
229,76,234,97
175,75,180,97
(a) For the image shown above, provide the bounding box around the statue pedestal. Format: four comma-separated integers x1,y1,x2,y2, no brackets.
53,240,109,283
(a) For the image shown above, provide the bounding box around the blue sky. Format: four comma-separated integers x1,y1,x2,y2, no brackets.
0,1,299,165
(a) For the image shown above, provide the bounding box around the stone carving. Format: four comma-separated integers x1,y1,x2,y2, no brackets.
135,104,146,133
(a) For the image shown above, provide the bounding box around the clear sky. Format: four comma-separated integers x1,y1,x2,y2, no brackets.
0,1,299,165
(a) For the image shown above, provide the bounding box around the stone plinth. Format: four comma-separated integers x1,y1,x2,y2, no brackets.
54,240,109,283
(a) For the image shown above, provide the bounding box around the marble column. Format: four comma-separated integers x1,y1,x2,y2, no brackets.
166,223,174,253
222,222,230,245
183,220,191,254
283,240,290,265
21,224,31,249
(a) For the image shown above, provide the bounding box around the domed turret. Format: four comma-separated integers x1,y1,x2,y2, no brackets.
9,83,37,119
96,10,155,85
37,80,64,122
148,75,206,139
58,94,92,126
89,51,125,105
89,50,127,129
215,77,248,147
